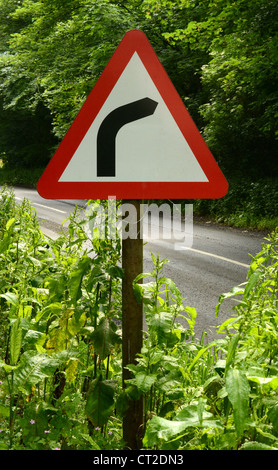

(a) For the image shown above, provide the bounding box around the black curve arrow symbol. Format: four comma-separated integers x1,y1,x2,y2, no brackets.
97,97,158,177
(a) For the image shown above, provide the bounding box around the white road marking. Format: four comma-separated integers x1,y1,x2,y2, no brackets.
186,247,250,268
15,195,250,268
15,197,67,214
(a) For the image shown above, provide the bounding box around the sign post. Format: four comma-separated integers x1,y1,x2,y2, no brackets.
122,199,143,449
37,29,228,449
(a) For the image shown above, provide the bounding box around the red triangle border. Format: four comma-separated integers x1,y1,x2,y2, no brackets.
37,30,228,200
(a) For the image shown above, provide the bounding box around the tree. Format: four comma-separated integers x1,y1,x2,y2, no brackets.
0,0,277,177
1,0,135,136
199,0,278,178
0,0,135,167
147,0,278,178
137,0,278,178
0,0,58,168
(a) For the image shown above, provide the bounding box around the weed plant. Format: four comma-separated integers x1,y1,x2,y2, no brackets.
0,187,278,450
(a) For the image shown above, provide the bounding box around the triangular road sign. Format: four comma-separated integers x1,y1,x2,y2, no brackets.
37,30,228,200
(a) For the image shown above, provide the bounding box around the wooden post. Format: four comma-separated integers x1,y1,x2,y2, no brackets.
122,199,143,450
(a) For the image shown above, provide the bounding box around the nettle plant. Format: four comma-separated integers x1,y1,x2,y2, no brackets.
0,189,124,450
124,254,197,425
139,230,278,450
0,187,278,450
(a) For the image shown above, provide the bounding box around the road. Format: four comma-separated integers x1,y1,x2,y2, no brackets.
11,186,267,341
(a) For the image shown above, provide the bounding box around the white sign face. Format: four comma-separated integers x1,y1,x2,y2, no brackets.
59,52,208,183
37,29,228,200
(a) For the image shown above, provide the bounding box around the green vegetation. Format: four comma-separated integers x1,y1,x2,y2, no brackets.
0,166,44,188
0,0,277,451
0,0,277,229
0,187,124,450
192,178,278,231
1,0,277,171
1,187,278,450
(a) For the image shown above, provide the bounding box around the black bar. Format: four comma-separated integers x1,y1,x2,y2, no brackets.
97,98,158,177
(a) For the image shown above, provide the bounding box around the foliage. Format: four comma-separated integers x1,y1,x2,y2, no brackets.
0,0,135,168
140,230,278,450
0,188,124,449
0,0,277,177
198,0,278,178
1,187,278,450
192,177,278,231
145,0,278,178
0,166,44,187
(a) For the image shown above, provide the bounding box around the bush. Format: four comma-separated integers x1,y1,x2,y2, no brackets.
0,167,44,188
193,177,278,230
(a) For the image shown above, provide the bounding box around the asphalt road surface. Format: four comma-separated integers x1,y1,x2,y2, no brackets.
11,186,267,341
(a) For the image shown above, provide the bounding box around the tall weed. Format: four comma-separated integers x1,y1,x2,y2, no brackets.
142,230,278,450
0,190,123,449
0,188,278,450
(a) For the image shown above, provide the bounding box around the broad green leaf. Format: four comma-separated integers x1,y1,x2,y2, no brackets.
6,217,16,231
131,372,157,394
133,273,154,284
35,302,62,322
10,318,22,366
133,280,155,305
188,341,217,373
47,274,68,302
91,318,121,360
175,404,213,423
247,375,278,390
68,312,86,336
0,292,19,306
217,316,241,334
69,256,92,304
14,351,60,394
107,265,124,279
248,256,266,276
143,416,191,447
85,375,116,427
240,441,278,450
23,329,46,353
215,286,245,317
156,377,182,394
143,406,220,447
226,368,250,438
